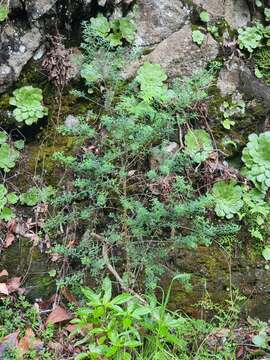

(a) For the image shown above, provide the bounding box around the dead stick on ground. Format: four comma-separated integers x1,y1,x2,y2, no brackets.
91,232,147,305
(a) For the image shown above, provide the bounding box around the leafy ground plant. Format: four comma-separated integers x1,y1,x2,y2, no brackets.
44,22,236,294
0,131,20,173
9,86,48,125
192,29,205,45
72,277,209,360
242,132,270,193
0,184,18,221
89,14,135,47
238,22,270,53
212,180,243,219
0,4,8,22
20,186,55,206
184,129,213,163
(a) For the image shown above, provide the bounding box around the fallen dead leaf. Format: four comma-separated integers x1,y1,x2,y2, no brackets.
0,283,9,295
46,306,71,325
61,287,78,304
7,219,16,232
50,253,62,262
18,328,43,354
37,294,57,311
6,277,21,293
0,269,8,278
65,324,77,333
18,328,35,353
4,232,15,248
0,331,19,356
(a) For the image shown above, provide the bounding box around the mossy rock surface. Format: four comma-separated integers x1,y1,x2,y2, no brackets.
162,246,270,320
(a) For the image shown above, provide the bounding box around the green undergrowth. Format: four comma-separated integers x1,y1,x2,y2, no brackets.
44,21,238,292
3,9,270,360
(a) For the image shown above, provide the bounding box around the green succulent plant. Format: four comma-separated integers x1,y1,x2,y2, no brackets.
9,86,48,125
20,186,55,206
0,130,24,173
184,129,213,163
192,30,205,46
136,62,169,103
254,47,270,84
212,180,243,219
90,14,135,47
0,4,8,22
242,132,270,193
0,143,19,172
238,23,270,53
0,184,18,221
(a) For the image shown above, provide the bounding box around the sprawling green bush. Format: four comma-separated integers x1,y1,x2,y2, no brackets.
46,30,237,291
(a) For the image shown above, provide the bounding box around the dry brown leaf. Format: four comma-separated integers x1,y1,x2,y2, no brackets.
37,294,57,311
46,306,71,325
18,328,35,353
0,269,8,278
50,253,61,262
6,277,21,293
4,232,15,248
0,331,19,356
65,324,77,333
7,219,16,233
18,328,43,354
61,287,78,304
0,283,9,295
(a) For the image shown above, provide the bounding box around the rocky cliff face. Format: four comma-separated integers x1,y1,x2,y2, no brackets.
0,0,95,93
0,0,254,94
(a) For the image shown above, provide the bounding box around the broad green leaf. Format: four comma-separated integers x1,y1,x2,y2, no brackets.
110,293,133,305
262,246,270,261
102,277,112,303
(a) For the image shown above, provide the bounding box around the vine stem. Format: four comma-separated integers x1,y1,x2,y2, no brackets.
91,232,147,305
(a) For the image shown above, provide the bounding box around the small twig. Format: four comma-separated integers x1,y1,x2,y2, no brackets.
91,232,147,305
177,121,184,150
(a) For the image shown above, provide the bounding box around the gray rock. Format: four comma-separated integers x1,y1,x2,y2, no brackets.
98,0,107,6
123,24,219,79
218,55,270,112
134,0,189,46
9,0,24,11
224,0,251,29
0,23,42,93
26,0,57,20
192,0,250,29
239,62,270,112
217,56,242,96
192,0,224,18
